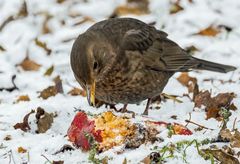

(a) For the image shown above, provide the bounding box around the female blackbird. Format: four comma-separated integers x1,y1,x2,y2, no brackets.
70,18,236,115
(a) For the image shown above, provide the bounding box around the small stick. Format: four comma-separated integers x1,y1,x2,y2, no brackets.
185,119,214,130
185,113,192,127
232,117,237,131
41,154,51,163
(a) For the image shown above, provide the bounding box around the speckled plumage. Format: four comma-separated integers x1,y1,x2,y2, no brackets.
70,18,236,106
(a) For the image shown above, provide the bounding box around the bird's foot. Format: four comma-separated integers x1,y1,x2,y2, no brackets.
142,98,152,116
113,104,135,118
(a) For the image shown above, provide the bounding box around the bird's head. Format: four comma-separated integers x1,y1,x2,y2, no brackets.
70,32,114,107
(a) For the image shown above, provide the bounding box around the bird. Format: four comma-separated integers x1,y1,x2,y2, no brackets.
70,17,236,115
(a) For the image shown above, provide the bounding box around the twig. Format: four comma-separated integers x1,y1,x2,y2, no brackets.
185,119,214,130
41,154,51,163
232,117,237,131
8,150,16,164
185,113,192,127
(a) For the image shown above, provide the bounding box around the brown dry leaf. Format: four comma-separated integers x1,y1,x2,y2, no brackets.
39,76,63,99
13,110,35,132
44,65,54,76
122,158,127,164
42,14,52,34
202,149,239,164
39,86,58,99
4,135,12,141
67,87,86,97
17,0,28,18
184,45,200,55
213,93,235,108
53,144,74,155
53,76,63,94
141,156,151,164
194,90,212,108
16,95,30,103
177,73,199,96
35,107,54,133
19,57,41,71
194,25,220,37
0,1,28,32
0,45,6,52
220,128,240,148
35,38,52,55
111,0,149,17
231,130,240,148
52,161,64,164
170,2,184,14
206,107,220,120
73,16,95,26
18,147,27,153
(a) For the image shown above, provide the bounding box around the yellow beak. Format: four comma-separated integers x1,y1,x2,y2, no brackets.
86,81,95,106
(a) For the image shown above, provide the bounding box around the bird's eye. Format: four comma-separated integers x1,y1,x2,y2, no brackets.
93,61,98,70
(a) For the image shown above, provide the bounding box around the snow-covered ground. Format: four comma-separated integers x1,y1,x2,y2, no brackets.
0,0,239,163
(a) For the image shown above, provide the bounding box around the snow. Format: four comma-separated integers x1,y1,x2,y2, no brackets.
0,0,240,163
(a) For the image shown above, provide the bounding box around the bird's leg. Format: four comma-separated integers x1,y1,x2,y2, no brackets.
142,98,152,115
119,104,128,113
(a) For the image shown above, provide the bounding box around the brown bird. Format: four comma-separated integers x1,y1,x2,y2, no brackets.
70,18,236,115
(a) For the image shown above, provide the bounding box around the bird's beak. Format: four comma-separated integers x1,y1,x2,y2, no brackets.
86,81,95,106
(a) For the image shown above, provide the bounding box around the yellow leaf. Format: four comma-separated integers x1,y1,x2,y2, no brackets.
16,95,30,103
18,147,27,153
35,38,52,55
195,26,220,37
44,65,54,76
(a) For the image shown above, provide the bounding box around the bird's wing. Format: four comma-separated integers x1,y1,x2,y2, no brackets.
121,27,167,52
121,28,198,72
143,37,200,71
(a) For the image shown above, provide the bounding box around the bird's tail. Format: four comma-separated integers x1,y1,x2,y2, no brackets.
193,57,236,73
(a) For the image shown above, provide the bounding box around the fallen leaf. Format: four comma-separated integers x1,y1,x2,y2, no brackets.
13,110,35,132
170,2,184,14
0,1,28,32
67,87,86,97
39,86,58,99
110,0,149,17
202,149,239,164
177,73,199,97
42,14,52,34
194,90,212,108
39,76,63,99
35,107,54,133
0,45,6,51
44,65,54,76
184,45,200,55
35,38,52,55
53,76,64,94
141,156,151,164
53,144,74,155
194,25,220,37
52,161,64,164
73,16,95,26
4,135,12,141
19,57,41,71
173,123,192,135
213,93,235,108
122,158,127,164
206,108,220,120
17,0,28,18
16,95,30,103
18,147,27,153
